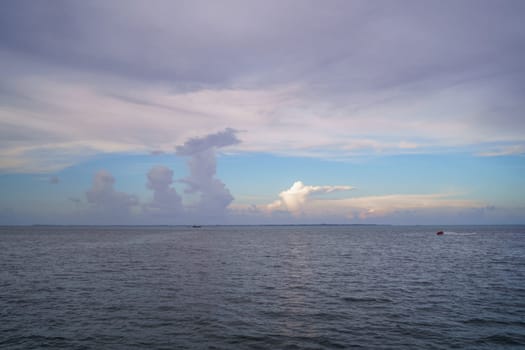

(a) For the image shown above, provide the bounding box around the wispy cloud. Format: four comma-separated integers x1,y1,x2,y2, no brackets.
322,194,485,220
476,145,525,157
2,74,523,173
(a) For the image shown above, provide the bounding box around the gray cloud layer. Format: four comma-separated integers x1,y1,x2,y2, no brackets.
1,1,524,172
2,0,523,88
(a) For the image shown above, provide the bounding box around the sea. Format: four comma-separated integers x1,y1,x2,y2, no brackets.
1,225,524,349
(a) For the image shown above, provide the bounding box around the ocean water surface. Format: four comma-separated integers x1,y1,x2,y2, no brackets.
1,225,525,349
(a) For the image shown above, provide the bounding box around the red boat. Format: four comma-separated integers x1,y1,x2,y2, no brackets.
436,231,444,235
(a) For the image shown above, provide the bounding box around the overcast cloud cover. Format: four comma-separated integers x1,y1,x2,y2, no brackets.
0,0,524,224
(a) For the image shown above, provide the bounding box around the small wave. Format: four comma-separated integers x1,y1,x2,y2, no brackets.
463,318,525,327
342,296,392,303
475,333,525,346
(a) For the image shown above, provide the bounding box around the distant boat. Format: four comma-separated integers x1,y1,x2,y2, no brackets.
192,225,202,228
436,231,444,236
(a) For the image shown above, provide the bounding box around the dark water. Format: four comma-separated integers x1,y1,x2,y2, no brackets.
1,225,525,349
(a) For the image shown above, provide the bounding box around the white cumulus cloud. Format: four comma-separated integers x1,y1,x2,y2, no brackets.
267,180,354,215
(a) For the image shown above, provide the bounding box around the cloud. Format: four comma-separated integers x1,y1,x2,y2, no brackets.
175,128,240,156
176,129,238,216
2,1,523,89
68,197,82,206
476,144,525,157
73,130,237,223
144,165,183,216
262,180,486,222
1,2,524,172
0,137,141,173
49,176,59,184
316,194,485,220
267,180,354,215
85,170,138,214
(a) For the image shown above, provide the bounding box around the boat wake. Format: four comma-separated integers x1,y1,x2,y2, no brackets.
444,231,477,236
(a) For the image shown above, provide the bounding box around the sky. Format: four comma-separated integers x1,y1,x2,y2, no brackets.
1,0,524,225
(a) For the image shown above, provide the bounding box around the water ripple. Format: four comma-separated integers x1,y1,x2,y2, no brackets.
1,225,524,349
